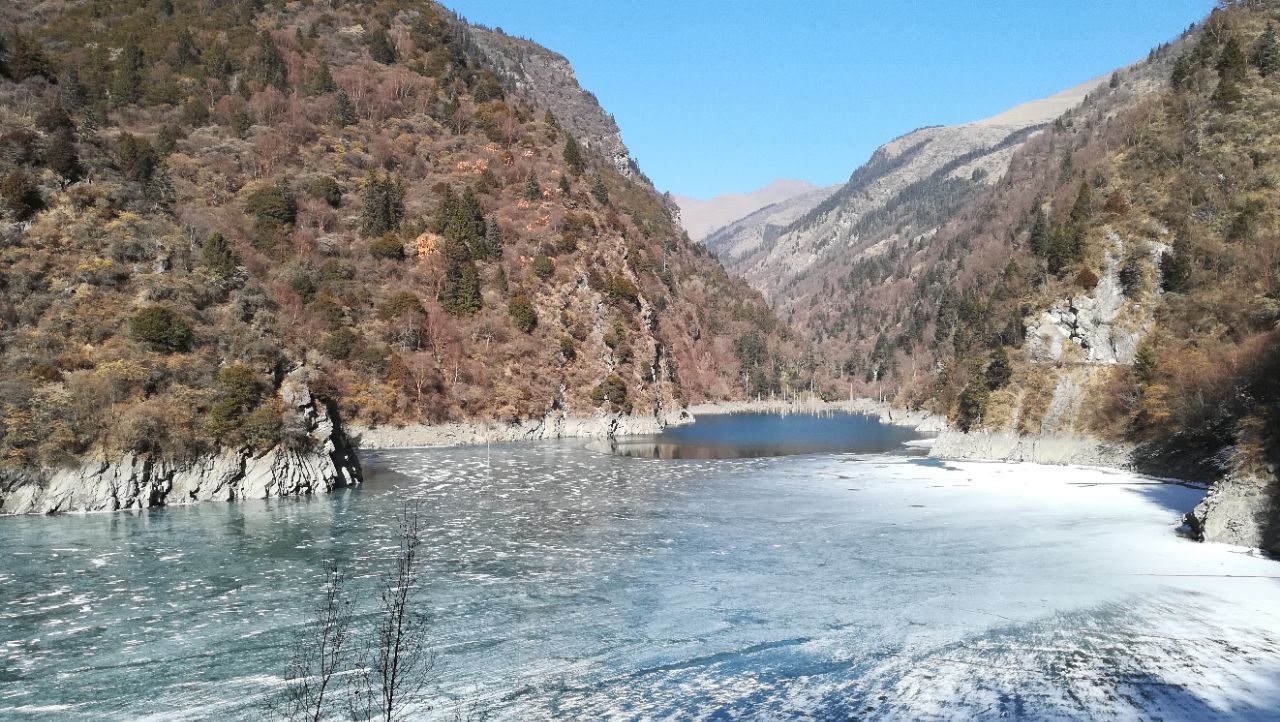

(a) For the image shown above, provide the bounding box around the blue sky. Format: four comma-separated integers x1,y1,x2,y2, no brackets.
445,1,1215,199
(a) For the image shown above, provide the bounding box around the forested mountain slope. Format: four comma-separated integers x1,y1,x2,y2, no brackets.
837,2,1280,548
0,0,784,495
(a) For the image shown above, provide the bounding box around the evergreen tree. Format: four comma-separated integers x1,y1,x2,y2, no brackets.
255,31,288,90
590,176,609,205
1213,75,1244,110
359,175,405,237
1217,36,1248,83
60,67,88,108
563,135,585,176
308,61,336,95
111,38,144,107
145,166,176,212
1171,54,1193,91
0,33,7,78
558,174,571,195
1028,206,1049,257
985,346,1012,390
440,239,481,316
480,217,503,259
1252,23,1280,77
173,29,199,68
543,109,558,128
44,129,82,182
334,90,357,127
1160,239,1193,293
523,176,541,201
367,29,398,64
201,232,238,278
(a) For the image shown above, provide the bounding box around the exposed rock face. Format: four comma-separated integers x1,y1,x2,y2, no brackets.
930,429,1134,468
0,368,362,515
1185,445,1280,554
1025,230,1165,364
354,408,690,450
467,26,649,186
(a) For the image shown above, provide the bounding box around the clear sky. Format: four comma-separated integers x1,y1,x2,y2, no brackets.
444,0,1216,199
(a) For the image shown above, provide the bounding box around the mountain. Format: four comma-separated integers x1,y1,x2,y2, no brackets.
799,3,1280,551
0,0,789,512
714,76,1118,305
466,25,650,187
701,183,840,275
672,179,824,242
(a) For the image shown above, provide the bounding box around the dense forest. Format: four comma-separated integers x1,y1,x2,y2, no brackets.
0,0,791,471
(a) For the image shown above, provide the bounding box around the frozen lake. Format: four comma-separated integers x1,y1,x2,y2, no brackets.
2,417,1279,719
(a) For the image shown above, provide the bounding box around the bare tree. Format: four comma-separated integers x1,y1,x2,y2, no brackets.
349,502,437,721
270,565,354,722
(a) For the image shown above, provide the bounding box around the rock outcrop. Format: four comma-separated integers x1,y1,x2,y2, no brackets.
353,408,691,450
929,429,1134,468
0,368,362,515
1025,230,1165,364
467,26,649,186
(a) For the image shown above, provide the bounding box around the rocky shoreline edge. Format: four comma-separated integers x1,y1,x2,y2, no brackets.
0,369,363,515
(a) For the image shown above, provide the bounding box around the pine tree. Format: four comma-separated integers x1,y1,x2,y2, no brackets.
481,217,503,259
173,29,199,68
441,239,481,316
1217,36,1248,84
563,135,585,176
367,29,397,65
202,232,238,278
1252,23,1280,77
985,346,1012,390
359,175,405,237
523,177,541,201
111,38,144,107
60,67,88,108
558,174,571,194
1028,206,1049,257
308,61,336,95
334,90,357,127
1171,54,1193,91
1160,239,1193,293
44,129,82,182
590,176,609,205
1213,75,1244,110
255,31,288,90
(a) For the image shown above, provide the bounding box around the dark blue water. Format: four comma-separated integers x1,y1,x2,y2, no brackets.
608,411,923,458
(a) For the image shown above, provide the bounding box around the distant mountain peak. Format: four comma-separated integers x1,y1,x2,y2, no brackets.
672,179,823,241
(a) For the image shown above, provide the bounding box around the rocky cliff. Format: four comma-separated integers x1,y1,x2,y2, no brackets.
467,25,650,186
0,368,362,514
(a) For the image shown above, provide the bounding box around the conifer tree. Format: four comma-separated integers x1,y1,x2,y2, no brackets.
1252,23,1280,77
367,29,397,65
60,67,88,108
255,31,288,90
590,176,609,205
563,135,585,176
359,175,405,237
481,217,503,259
1217,36,1248,83
44,129,82,182
308,61,336,95
111,39,144,107
440,239,481,316
202,232,238,278
1028,207,1049,258
334,90,356,127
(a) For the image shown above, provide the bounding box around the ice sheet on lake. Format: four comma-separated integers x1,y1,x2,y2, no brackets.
1,444,1279,721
